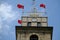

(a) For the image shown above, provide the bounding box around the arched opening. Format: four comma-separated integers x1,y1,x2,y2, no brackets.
30,35,38,40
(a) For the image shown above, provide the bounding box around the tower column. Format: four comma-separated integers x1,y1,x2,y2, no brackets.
17,33,20,40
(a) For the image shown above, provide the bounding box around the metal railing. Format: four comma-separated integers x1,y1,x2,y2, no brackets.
21,12,47,17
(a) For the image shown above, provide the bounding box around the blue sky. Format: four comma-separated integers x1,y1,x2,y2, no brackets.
0,0,60,40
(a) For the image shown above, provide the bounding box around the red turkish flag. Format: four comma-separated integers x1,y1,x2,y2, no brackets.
18,20,22,24
40,4,45,8
17,4,24,9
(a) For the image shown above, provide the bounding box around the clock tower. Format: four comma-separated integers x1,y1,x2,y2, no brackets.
16,0,53,40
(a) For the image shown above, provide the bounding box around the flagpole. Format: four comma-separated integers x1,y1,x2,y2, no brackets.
17,4,24,25
40,4,47,16
45,7,47,15
22,9,24,16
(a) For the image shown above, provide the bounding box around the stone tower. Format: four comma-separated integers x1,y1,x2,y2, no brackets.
16,0,53,40
16,13,53,40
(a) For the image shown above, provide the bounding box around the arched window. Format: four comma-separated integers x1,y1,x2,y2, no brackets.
27,22,31,26
37,22,41,26
30,35,38,40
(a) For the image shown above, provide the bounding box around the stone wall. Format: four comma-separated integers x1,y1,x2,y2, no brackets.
17,32,51,40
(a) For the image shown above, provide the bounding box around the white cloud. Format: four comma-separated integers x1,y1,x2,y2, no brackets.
0,3,19,36
0,3,19,22
0,18,2,29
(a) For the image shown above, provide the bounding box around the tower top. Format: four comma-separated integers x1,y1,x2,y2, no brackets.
21,0,47,17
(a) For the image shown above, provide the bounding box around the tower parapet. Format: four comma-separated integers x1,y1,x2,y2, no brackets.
21,13,48,27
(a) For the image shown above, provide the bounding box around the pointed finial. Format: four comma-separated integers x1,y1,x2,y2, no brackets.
32,0,37,13
33,0,35,1
32,0,35,5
